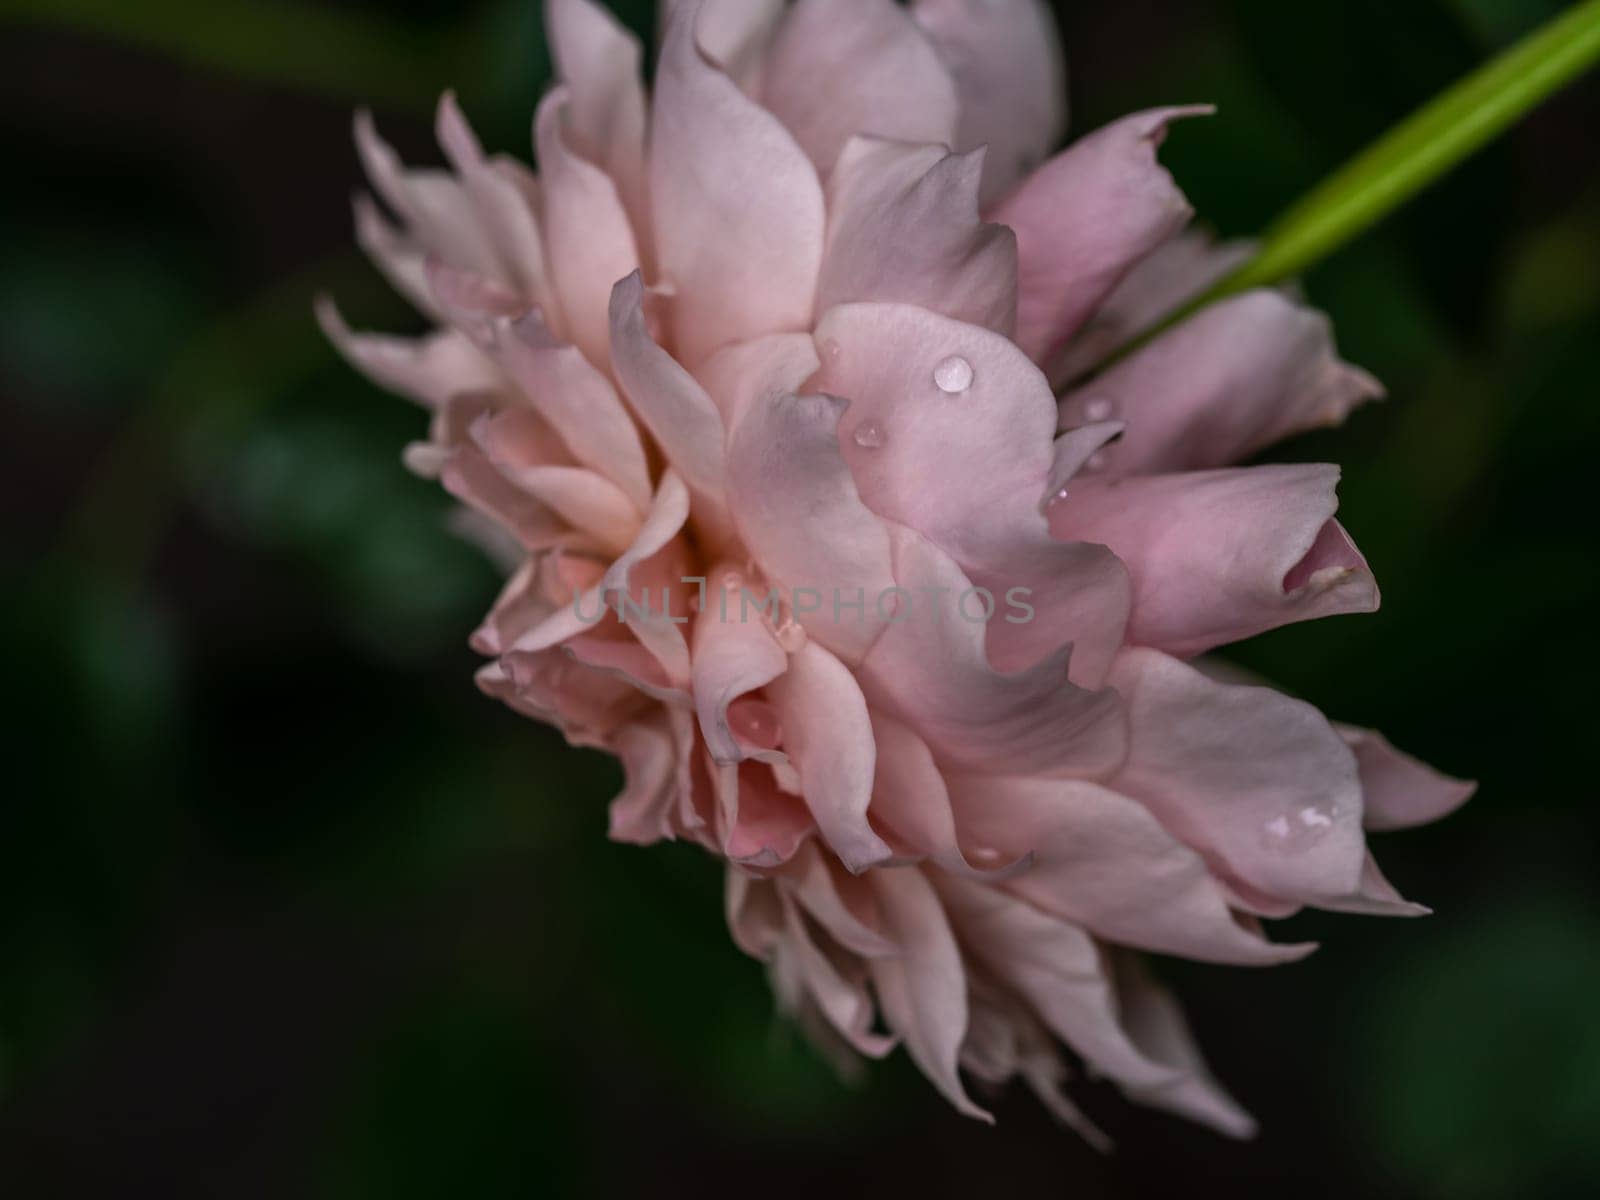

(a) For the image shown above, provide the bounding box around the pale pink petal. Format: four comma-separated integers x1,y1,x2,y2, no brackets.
659,0,785,89
821,138,1017,335
935,877,1184,1094
692,332,820,429
765,641,892,873
535,88,641,370
812,301,1130,684
994,107,1209,364
316,297,499,409
651,0,825,364
497,312,652,513
785,843,900,959
352,192,435,317
762,0,959,177
947,775,1316,965
692,566,788,764
1060,290,1384,478
433,94,553,303
607,273,727,503
1339,724,1476,833
1110,953,1258,1138
859,525,1126,779
544,0,650,251
869,711,1030,880
912,0,1067,205
355,108,502,282
867,867,991,1122
1108,648,1368,905
1050,230,1256,385
482,463,638,555
1316,852,1430,917
724,391,898,665
608,710,685,844
776,892,895,1057
715,761,815,867
1050,464,1380,658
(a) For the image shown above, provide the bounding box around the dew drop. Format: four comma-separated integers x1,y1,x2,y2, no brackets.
853,419,886,450
774,618,808,653
1261,804,1337,853
933,354,974,394
1046,485,1071,509
1083,395,1116,422
1084,451,1108,473
727,697,783,751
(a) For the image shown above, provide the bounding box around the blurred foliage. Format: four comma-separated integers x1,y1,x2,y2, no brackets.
2,1,1598,1197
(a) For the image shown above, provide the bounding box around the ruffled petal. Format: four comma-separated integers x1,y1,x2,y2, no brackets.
659,0,785,90
1110,953,1258,1138
1339,725,1476,833
762,0,959,177
691,566,788,764
1108,648,1367,906
946,775,1316,965
765,641,892,872
316,298,499,409
820,137,1017,335
543,0,649,251
606,272,732,543
1050,464,1379,658
693,332,820,429
868,712,1030,880
496,312,653,513
859,525,1126,779
651,0,825,363
433,94,553,304
994,107,1208,363
912,0,1067,204
935,877,1185,1094
1059,289,1383,477
867,867,991,1122
535,88,641,370
813,302,1130,683
724,391,898,665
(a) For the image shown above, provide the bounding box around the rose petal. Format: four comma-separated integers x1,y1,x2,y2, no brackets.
1108,647,1367,905
821,137,1017,335
1059,289,1384,478
725,391,898,664
912,0,1067,205
765,641,892,873
1339,724,1477,833
1050,464,1379,658
762,0,959,177
867,867,992,1122
994,107,1209,364
652,0,825,363
535,88,641,370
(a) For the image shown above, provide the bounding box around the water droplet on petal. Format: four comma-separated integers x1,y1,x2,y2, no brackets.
933,354,974,394
774,618,808,653
1046,486,1071,509
727,697,783,750
1083,395,1115,422
1262,804,1337,853
1084,451,1107,473
853,420,886,449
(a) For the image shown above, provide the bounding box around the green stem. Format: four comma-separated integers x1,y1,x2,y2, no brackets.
0,0,471,111
1136,0,1600,349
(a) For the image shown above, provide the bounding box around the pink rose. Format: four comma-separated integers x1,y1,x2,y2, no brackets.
324,0,1472,1140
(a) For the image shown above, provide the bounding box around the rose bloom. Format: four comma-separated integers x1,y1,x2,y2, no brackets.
323,0,1472,1140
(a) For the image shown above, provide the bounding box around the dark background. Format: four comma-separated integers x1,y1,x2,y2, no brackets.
4,0,1599,1196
